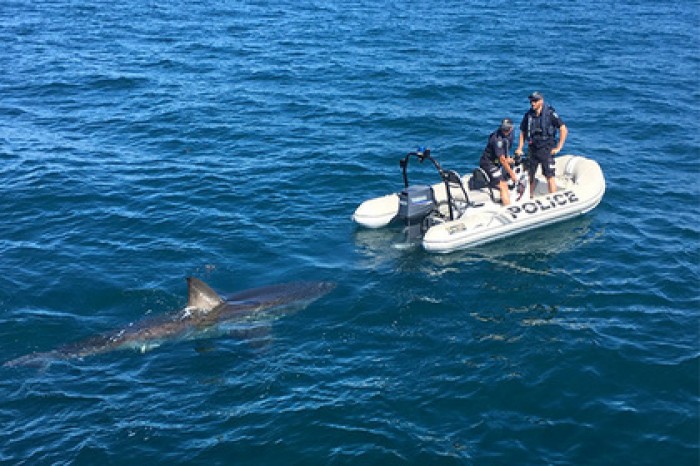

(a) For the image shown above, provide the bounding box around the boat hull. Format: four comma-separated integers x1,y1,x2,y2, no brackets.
353,155,606,253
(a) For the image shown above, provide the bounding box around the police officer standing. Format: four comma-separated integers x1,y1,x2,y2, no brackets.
514,91,568,197
479,118,517,206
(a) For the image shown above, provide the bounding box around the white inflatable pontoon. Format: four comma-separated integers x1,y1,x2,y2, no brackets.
352,149,605,253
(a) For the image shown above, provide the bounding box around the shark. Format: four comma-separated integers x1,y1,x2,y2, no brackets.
3,277,335,368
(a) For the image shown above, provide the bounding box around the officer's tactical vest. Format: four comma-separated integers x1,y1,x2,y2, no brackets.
527,104,557,144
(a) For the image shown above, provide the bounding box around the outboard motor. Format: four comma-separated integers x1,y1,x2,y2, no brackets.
395,147,476,243
398,184,436,240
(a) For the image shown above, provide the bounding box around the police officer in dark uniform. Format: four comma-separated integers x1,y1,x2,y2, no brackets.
514,91,568,197
479,118,517,205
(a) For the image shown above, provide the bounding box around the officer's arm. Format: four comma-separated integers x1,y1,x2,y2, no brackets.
500,155,517,181
515,132,525,155
554,124,568,154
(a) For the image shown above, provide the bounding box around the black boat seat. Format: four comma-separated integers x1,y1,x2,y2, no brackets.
468,168,497,203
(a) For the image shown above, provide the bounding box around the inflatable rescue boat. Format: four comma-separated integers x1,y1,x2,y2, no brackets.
352,149,605,253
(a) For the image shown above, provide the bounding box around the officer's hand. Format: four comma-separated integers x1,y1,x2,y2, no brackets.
551,148,560,155
514,149,524,156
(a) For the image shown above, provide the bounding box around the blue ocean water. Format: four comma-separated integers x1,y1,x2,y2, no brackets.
1,0,698,464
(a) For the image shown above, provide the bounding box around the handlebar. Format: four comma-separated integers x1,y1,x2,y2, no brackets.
400,148,443,188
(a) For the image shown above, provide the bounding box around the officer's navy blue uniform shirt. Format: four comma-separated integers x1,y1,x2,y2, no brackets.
481,129,514,165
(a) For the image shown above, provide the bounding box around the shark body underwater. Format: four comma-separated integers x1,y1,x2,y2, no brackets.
4,277,335,368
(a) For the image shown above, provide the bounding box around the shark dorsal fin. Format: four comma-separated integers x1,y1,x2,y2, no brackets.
187,277,224,312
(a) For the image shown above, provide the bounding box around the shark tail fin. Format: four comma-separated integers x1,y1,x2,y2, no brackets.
187,277,224,312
